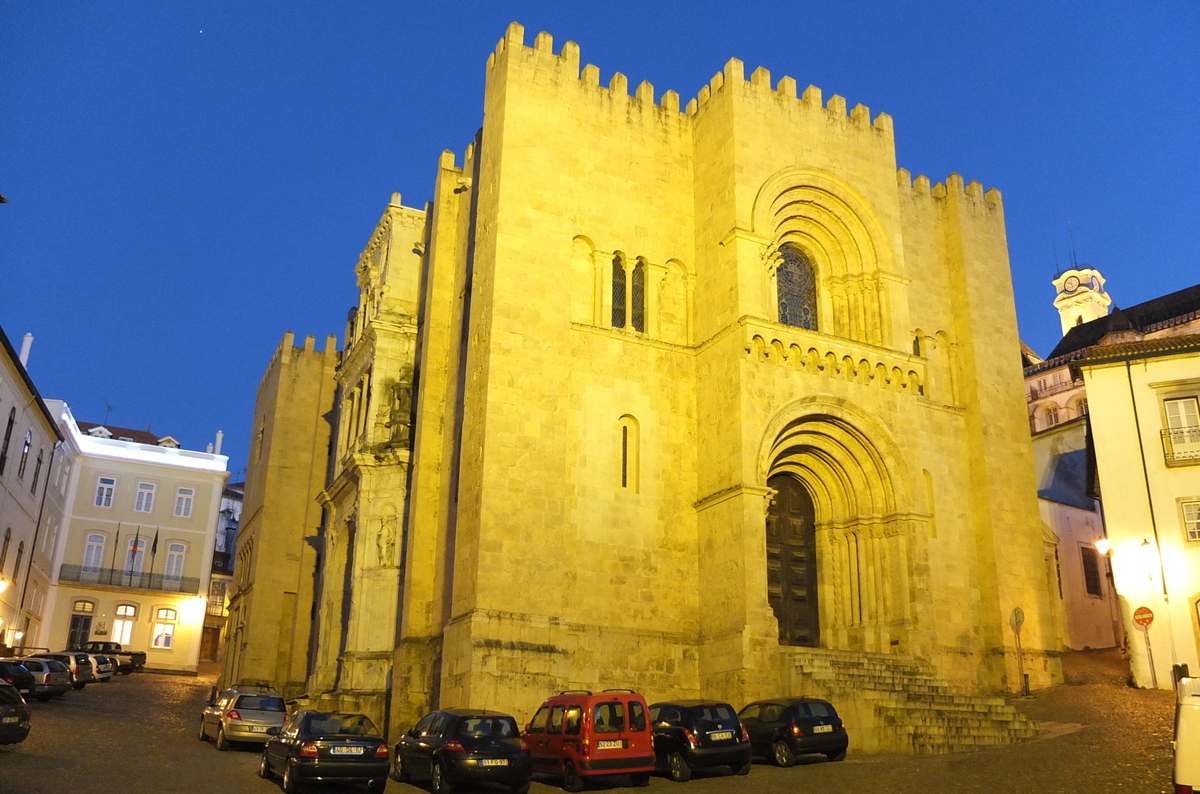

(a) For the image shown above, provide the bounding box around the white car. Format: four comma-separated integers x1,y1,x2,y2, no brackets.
1176,675,1200,794
86,654,115,682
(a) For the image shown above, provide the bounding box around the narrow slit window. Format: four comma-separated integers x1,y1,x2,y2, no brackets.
612,256,627,329
631,261,646,332
618,415,639,493
17,430,31,478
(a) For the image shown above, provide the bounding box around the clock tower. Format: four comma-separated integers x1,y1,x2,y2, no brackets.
1052,267,1111,336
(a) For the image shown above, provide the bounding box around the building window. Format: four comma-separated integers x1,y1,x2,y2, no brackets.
0,527,10,573
125,537,146,574
1080,546,1103,597
612,255,627,329
174,487,194,518
113,604,137,645
1165,397,1200,461
134,482,155,513
1045,406,1059,427
1184,501,1200,544
83,533,105,573
11,542,23,584
618,415,639,492
164,543,186,582
0,408,14,475
776,243,817,330
73,600,95,614
95,477,116,508
30,449,43,493
152,608,177,649
16,430,31,478
631,260,646,333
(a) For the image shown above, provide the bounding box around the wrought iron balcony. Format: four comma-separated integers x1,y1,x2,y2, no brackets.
58,564,200,595
1162,428,1200,466
1027,378,1084,401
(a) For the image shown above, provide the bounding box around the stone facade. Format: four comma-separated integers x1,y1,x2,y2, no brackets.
276,24,1063,750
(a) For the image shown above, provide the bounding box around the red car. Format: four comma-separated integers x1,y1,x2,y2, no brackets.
522,690,654,791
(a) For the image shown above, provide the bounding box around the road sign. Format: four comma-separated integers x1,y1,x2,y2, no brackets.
1133,606,1154,630
1010,607,1025,632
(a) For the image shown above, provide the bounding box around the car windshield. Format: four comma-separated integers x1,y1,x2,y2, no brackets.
0,687,22,704
235,695,285,712
685,704,736,722
307,713,378,736
457,716,519,738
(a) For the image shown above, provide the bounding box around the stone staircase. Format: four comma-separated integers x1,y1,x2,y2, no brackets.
786,648,1043,754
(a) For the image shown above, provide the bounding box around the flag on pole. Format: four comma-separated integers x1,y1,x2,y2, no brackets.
150,530,159,557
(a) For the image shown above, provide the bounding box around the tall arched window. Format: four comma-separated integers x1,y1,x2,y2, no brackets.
165,543,186,585
0,407,15,475
12,542,24,585
17,430,31,478
618,415,640,493
612,255,627,328
0,527,10,574
631,260,646,332
776,244,818,331
30,449,44,493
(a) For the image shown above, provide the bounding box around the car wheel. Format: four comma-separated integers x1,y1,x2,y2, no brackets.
562,760,584,793
826,749,847,762
432,760,453,794
667,752,691,783
198,719,208,741
630,771,651,787
771,740,795,768
215,724,230,751
281,759,298,793
511,782,531,794
735,761,752,775
391,748,410,783
258,750,272,778
72,682,85,690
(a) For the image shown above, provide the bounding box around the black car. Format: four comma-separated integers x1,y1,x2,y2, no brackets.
259,711,389,793
0,682,31,745
738,698,847,766
648,700,752,782
393,708,532,794
0,660,35,696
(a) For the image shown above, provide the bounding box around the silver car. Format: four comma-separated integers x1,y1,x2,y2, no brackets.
199,688,287,750
17,658,72,700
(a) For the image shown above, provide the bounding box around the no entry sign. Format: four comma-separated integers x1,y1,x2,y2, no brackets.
1133,606,1154,629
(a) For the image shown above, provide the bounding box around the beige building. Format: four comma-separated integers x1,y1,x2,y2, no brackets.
223,333,337,696
0,327,64,653
1081,329,1200,689
252,24,1064,752
41,404,229,673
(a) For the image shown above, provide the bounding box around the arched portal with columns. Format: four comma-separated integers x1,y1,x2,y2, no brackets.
760,401,932,656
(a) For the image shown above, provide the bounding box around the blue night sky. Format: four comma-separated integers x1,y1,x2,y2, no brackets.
3,2,1197,477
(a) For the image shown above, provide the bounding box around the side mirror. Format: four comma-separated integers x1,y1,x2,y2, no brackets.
266,727,280,736
203,699,214,707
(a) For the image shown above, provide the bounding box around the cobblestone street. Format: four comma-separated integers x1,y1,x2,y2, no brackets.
0,651,1177,794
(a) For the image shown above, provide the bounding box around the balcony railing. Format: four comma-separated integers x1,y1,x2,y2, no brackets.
1028,379,1084,400
1162,428,1200,466
58,564,200,595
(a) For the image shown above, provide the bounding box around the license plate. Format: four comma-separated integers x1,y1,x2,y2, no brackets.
708,731,733,741
596,739,623,749
1,716,18,724
479,758,509,766
331,745,364,754
814,725,833,733
249,726,269,732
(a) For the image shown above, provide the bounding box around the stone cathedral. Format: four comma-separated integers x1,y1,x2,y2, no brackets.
231,24,1061,753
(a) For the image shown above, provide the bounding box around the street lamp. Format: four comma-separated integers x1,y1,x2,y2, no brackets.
0,578,9,593
1095,538,1111,556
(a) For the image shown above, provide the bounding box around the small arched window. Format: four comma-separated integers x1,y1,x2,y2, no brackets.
612,255,627,328
73,599,95,614
17,430,31,478
776,244,818,331
618,415,640,493
12,542,23,581
153,608,177,648
0,408,15,475
631,261,646,333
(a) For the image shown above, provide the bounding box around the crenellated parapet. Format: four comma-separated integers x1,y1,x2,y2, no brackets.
895,168,1003,210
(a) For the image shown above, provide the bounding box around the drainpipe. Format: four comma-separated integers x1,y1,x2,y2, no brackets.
16,441,59,652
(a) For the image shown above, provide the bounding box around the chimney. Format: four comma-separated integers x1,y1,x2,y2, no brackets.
206,443,214,453
214,430,224,455
18,334,33,366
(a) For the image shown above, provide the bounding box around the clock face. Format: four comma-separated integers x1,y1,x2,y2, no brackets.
1064,276,1080,292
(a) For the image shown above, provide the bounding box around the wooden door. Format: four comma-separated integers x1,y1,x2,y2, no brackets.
766,475,820,647
67,615,92,649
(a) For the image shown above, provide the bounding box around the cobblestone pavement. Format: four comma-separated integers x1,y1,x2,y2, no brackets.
0,650,1177,794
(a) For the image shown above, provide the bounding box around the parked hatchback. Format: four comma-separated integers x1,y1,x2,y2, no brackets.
0,660,35,696
523,690,654,791
0,681,31,745
648,700,752,781
259,710,389,793
393,708,532,794
88,654,115,682
46,651,94,688
1176,674,1200,794
199,689,288,750
15,658,72,700
738,698,847,766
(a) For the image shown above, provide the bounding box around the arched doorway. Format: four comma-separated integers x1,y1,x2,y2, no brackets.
766,474,820,647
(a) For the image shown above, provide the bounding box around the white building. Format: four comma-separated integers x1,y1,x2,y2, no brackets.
40,403,229,673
